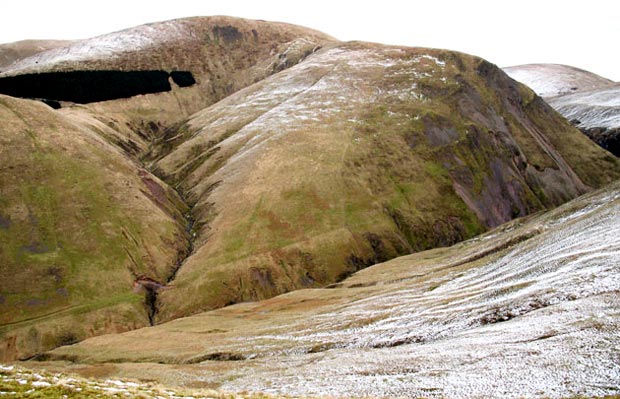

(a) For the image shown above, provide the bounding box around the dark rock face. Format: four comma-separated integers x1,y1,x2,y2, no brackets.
581,127,620,157
211,25,244,44
0,70,196,103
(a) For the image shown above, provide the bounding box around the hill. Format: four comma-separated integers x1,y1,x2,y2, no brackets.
0,94,190,361
0,16,335,362
0,16,335,155
0,40,74,71
505,64,620,157
503,63,613,98
151,41,620,322
548,84,620,156
1,18,620,363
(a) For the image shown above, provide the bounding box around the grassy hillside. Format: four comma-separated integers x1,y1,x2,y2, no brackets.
151,42,620,321
0,95,189,361
0,17,336,362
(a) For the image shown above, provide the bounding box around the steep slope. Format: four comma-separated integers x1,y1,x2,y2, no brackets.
0,40,74,71
503,63,613,98
41,180,620,399
0,95,190,361
150,42,620,321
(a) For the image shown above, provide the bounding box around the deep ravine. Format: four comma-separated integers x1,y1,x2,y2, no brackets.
132,132,199,326
145,184,197,326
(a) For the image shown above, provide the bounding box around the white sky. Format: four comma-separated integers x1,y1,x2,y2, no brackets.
2,0,619,80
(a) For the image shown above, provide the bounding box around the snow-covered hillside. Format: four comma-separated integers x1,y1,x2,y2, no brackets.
503,63,613,98
549,83,620,129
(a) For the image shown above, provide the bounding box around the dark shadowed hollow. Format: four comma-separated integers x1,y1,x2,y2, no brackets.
0,70,195,103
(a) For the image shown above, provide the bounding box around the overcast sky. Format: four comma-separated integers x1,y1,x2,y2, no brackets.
2,0,619,80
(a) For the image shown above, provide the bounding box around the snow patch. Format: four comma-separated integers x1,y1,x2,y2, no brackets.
548,85,620,129
3,20,190,74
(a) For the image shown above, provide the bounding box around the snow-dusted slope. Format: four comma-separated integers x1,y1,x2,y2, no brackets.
0,16,333,76
0,21,190,75
46,180,620,398
2,25,186,74
550,83,620,156
0,39,74,71
548,83,620,129
503,63,613,98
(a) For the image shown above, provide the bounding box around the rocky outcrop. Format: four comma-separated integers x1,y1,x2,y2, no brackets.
579,126,620,157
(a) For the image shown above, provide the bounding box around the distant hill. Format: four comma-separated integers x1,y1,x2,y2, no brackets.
0,40,74,71
503,63,613,98
0,16,333,156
